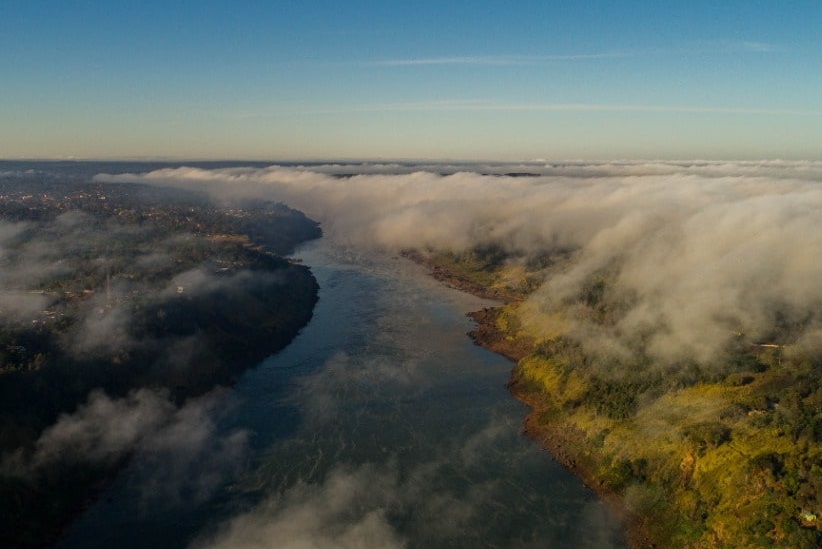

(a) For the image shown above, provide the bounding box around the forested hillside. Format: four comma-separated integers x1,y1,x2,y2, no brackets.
0,168,321,548
426,246,822,549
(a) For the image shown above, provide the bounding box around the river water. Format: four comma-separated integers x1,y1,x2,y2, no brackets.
59,238,626,549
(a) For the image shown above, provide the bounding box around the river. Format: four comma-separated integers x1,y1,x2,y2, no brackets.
58,238,626,549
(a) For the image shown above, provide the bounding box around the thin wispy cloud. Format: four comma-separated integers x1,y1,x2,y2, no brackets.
736,41,786,53
375,42,785,67
482,103,820,116
234,101,822,118
373,53,629,66
674,40,788,56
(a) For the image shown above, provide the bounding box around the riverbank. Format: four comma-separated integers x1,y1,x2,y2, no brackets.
0,169,323,549
466,306,657,549
413,249,822,549
402,251,652,547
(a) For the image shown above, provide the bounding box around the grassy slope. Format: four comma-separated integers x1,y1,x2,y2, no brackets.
419,250,822,549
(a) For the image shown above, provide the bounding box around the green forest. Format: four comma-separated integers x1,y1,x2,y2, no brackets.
426,246,822,549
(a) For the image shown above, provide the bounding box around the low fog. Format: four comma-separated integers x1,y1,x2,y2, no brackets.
191,463,406,549
2,387,250,507
0,212,274,357
3,385,248,485
188,346,619,549
100,160,822,367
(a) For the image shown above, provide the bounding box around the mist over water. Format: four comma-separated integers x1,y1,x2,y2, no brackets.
103,159,822,368
59,238,625,549
67,157,822,547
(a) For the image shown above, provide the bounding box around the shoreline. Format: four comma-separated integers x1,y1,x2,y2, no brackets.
467,306,658,549
40,268,320,549
399,250,521,302
411,249,822,548
402,251,659,548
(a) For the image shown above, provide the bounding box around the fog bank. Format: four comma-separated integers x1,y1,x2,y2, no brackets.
99,160,822,366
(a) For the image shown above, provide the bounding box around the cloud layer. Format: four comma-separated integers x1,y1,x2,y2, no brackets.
191,464,406,549
99,160,822,366
191,350,622,549
1,387,249,507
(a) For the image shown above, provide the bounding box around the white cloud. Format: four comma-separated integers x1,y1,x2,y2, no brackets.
2,387,249,506
190,464,406,549
2,389,175,473
372,52,628,66
736,41,786,53
129,389,250,508
97,160,822,366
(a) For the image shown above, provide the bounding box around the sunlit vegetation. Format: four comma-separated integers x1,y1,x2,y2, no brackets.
410,245,544,302
441,253,822,548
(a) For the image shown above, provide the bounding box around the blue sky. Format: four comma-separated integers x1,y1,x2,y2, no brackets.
1,1,821,160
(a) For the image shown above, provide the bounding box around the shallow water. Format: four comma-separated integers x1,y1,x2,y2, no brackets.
59,238,626,549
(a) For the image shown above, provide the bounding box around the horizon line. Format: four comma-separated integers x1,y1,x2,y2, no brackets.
3,157,822,165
